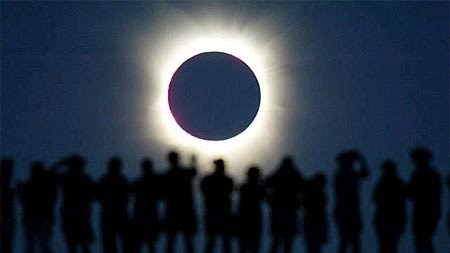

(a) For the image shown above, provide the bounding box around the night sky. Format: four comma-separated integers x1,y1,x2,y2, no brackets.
1,2,448,253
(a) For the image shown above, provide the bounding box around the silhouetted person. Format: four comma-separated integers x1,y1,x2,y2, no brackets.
333,150,368,253
130,159,160,253
237,166,265,253
97,157,130,253
266,156,303,253
408,147,441,253
1,158,15,253
200,159,234,253
51,155,95,253
303,173,328,253
373,161,406,253
19,161,57,253
162,151,197,253
447,175,450,231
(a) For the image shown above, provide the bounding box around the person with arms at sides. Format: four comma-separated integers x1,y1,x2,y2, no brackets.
447,175,450,231
408,147,441,253
200,159,234,253
333,150,368,253
97,157,130,253
1,158,15,253
266,156,304,253
373,160,407,253
237,166,265,253
129,158,161,253
303,173,328,253
161,151,197,253
19,161,57,253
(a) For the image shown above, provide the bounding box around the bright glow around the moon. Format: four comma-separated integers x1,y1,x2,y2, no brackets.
136,6,293,172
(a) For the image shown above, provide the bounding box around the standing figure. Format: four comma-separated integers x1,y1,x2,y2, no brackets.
97,157,130,253
52,155,95,253
447,175,450,231
162,151,197,253
1,158,15,253
200,159,234,253
408,147,441,253
303,173,328,253
333,150,368,253
266,156,303,253
237,166,265,253
19,161,57,253
130,159,160,253
373,160,407,253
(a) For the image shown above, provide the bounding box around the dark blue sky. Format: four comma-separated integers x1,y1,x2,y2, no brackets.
1,2,448,253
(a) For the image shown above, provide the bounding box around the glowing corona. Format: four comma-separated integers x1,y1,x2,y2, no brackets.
137,7,290,171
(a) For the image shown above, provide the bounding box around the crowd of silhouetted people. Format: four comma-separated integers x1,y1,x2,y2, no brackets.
1,146,448,253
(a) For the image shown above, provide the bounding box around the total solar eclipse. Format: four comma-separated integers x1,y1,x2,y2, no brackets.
168,52,261,141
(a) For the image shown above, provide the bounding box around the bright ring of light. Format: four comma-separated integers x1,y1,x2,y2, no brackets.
162,46,267,148
139,12,289,169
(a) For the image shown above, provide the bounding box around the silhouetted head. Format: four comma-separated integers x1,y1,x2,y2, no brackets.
381,160,397,176
336,150,359,168
279,156,294,173
66,154,86,174
213,159,225,175
312,173,326,190
167,151,179,167
108,157,122,176
141,158,153,176
410,146,432,167
1,158,13,184
31,161,45,179
247,166,260,182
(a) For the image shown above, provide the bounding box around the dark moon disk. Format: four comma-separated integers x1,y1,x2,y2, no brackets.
168,52,261,141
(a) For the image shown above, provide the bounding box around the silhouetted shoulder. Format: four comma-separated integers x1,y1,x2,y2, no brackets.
1,158,14,220
0,159,14,253
409,166,442,198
